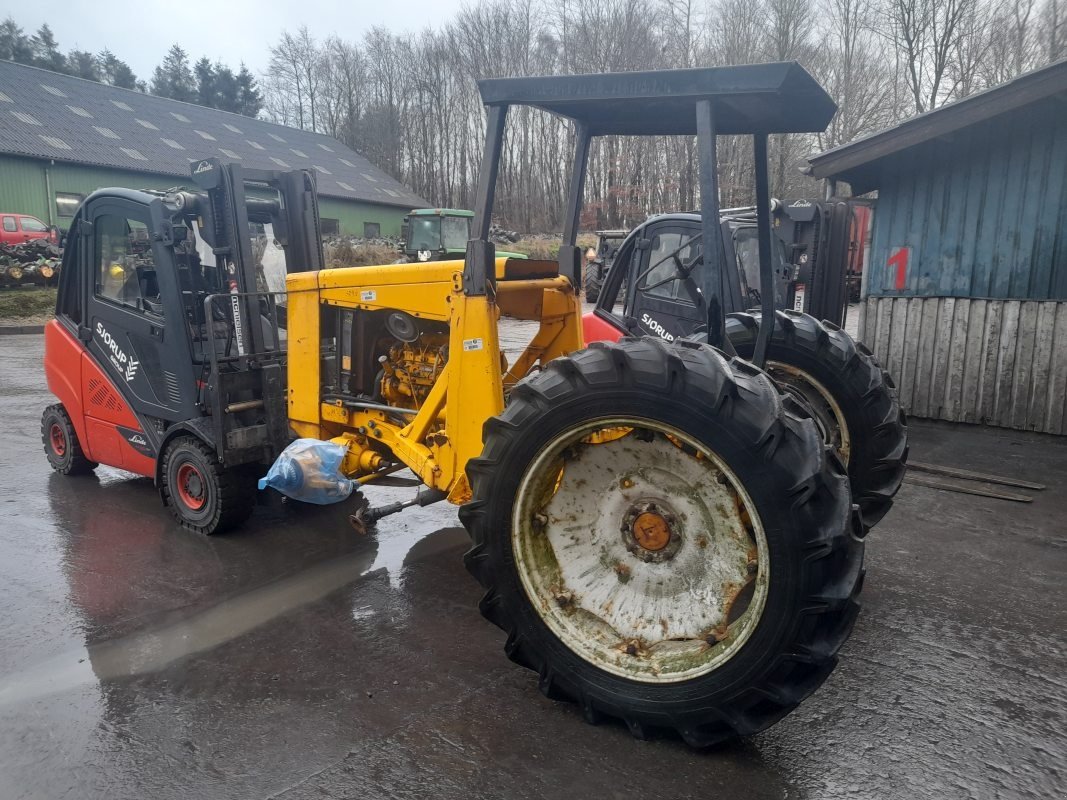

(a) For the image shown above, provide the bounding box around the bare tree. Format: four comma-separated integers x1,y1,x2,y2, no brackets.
258,0,1061,230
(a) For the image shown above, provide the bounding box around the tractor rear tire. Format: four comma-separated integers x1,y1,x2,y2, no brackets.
161,436,255,535
41,404,96,475
584,269,602,302
461,337,864,747
727,310,907,532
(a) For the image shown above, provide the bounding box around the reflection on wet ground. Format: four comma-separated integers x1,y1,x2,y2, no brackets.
0,328,1063,800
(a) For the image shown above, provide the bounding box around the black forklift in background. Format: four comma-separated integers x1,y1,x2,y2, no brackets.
41,159,321,534
592,197,868,331
586,197,871,323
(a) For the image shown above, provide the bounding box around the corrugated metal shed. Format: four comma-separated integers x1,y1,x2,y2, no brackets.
864,107,1067,299
808,59,1067,434
0,60,426,209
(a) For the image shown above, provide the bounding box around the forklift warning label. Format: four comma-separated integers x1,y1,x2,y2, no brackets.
462,338,484,352
95,322,139,383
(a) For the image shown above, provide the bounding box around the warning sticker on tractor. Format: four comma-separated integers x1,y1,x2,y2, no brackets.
360,290,377,302
462,338,484,352
793,284,806,312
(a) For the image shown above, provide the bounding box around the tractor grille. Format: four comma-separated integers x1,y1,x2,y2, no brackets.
87,377,122,413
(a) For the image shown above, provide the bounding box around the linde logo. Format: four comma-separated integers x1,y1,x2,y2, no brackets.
95,322,140,382
193,160,214,174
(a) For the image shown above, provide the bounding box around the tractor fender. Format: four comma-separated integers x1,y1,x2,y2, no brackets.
154,418,217,488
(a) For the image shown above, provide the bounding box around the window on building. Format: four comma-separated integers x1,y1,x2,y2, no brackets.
321,218,339,236
363,222,381,239
2,217,17,232
94,215,163,317
55,193,84,218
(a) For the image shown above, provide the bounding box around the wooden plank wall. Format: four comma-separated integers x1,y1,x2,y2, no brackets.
859,297,1067,434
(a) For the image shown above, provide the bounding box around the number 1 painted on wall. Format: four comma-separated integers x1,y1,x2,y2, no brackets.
887,247,909,290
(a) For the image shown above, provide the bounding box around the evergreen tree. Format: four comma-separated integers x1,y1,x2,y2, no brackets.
214,63,239,112
67,49,100,81
0,18,33,64
235,64,263,118
31,23,66,73
99,49,140,90
195,56,217,107
151,44,196,102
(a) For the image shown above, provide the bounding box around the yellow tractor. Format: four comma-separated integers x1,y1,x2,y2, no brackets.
281,63,904,745
43,62,904,746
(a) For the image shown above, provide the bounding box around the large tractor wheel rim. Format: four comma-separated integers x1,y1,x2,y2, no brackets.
49,423,67,457
512,417,769,684
176,462,207,511
766,360,851,466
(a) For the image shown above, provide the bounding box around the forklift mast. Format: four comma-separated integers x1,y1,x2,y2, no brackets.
162,158,324,467
168,158,324,356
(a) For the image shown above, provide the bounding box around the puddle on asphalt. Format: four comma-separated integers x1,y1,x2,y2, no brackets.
0,522,467,708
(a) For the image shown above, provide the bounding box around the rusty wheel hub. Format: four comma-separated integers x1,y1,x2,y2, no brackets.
621,501,681,562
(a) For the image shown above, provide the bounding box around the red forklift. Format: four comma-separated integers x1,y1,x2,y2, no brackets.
40,159,321,534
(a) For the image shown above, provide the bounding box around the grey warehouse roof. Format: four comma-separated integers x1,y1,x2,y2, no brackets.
0,59,427,208
807,58,1067,193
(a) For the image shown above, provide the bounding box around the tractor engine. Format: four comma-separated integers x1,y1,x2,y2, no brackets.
369,309,448,409
377,333,448,410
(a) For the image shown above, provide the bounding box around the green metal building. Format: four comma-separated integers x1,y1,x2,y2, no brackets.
0,60,427,236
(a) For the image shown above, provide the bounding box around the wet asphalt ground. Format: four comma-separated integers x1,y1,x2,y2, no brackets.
0,329,1064,800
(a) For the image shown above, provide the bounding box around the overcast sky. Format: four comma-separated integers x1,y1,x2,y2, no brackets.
10,1,464,80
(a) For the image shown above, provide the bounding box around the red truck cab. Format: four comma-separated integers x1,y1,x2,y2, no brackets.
0,213,58,245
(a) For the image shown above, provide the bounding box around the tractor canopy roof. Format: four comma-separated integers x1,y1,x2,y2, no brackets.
407,208,475,218
477,62,835,136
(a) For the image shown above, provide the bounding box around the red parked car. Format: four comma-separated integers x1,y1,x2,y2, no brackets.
0,213,58,245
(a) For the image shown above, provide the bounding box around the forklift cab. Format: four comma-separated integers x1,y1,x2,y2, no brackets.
590,211,795,342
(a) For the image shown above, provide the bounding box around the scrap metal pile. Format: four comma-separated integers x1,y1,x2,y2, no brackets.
0,240,61,287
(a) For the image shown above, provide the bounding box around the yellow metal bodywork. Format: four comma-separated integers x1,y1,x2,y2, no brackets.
286,257,584,504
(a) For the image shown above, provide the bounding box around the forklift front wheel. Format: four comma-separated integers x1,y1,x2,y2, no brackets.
41,404,96,476
161,436,255,535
